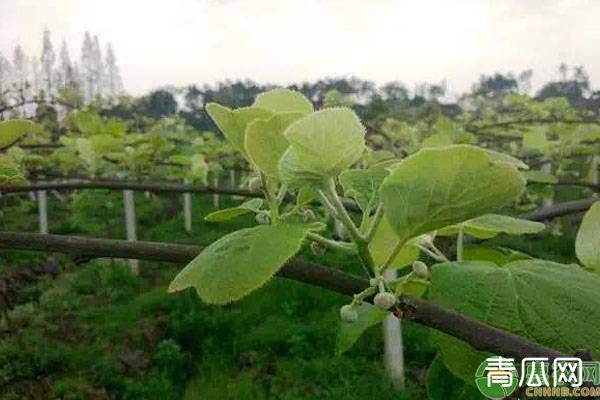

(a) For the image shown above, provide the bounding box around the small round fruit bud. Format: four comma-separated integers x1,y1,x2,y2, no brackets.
373,292,396,309
412,261,430,279
310,241,326,256
340,305,358,322
248,177,262,192
255,213,270,225
303,209,316,222
369,278,379,287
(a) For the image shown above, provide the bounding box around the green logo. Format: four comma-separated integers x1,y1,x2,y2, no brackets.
475,357,519,400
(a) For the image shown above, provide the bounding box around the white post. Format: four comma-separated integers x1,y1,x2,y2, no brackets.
37,190,48,234
383,268,405,390
590,154,599,198
229,169,236,188
542,161,553,207
184,191,192,233
123,190,139,275
212,174,220,209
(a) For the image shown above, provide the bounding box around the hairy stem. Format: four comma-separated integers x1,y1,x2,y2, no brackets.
457,224,464,262
365,203,384,243
306,232,357,254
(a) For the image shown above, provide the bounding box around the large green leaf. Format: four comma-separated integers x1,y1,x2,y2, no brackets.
429,260,600,381
169,224,308,304
0,119,38,148
205,103,272,156
279,108,366,185
336,303,388,354
576,202,600,272
380,146,525,243
252,88,313,114
204,198,263,222
339,164,390,213
438,214,545,239
245,112,303,177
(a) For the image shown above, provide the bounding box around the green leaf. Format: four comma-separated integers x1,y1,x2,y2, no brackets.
71,111,103,135
525,170,558,184
204,199,263,222
426,355,482,400
279,108,366,185
336,303,388,354
339,165,390,213
369,215,421,269
168,224,308,304
438,214,545,239
462,245,532,266
576,202,600,272
245,112,303,177
422,133,453,148
522,127,549,155
429,260,600,381
485,149,529,170
206,103,272,156
252,88,313,114
0,119,38,148
380,145,526,243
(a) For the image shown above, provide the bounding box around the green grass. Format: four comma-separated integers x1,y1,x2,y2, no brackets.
0,192,434,399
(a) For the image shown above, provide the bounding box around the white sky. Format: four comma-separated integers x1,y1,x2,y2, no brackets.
1,0,599,97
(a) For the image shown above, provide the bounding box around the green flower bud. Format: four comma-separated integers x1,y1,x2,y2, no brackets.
255,213,270,225
310,241,326,256
373,292,396,309
340,304,358,322
248,176,262,192
412,261,430,279
369,278,379,287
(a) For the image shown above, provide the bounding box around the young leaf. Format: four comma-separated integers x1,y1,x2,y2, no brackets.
252,88,313,114
339,165,390,213
438,214,545,239
204,199,264,222
429,259,600,381
336,303,388,354
245,112,303,177
380,145,526,243
279,108,366,185
0,119,38,148
205,103,272,156
575,202,600,272
168,224,308,304
485,149,529,170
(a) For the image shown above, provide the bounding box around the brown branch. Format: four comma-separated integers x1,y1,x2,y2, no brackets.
0,179,360,211
519,198,598,221
0,230,568,361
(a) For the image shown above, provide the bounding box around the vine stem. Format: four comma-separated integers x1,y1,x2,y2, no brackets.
365,203,384,242
306,232,357,254
259,172,279,223
381,239,407,271
457,224,464,262
323,177,376,275
417,245,448,263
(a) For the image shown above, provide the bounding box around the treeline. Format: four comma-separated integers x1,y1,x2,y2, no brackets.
0,29,123,108
103,64,598,133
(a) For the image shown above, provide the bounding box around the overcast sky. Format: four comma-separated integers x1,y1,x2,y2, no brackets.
1,0,599,97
